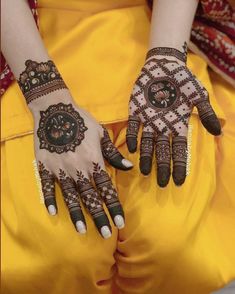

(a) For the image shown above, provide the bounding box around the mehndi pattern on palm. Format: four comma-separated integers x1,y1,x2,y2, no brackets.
127,52,221,187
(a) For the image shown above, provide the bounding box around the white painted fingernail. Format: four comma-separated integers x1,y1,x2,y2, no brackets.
101,226,112,239
114,215,125,229
76,221,86,234
48,205,57,215
122,159,133,168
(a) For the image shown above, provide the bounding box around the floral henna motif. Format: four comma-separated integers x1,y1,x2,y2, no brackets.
92,163,123,218
37,103,88,154
38,161,55,206
18,60,67,104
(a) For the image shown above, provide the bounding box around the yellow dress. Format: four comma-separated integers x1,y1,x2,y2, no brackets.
1,1,235,293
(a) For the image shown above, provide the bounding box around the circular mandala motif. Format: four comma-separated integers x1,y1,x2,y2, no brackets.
146,79,178,109
37,103,88,153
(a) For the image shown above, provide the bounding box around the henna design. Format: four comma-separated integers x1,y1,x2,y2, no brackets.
37,103,88,154
58,169,80,211
140,132,154,158
101,127,119,160
172,136,187,185
172,136,187,167
146,42,188,63
76,170,103,219
18,60,67,104
92,163,123,218
38,161,55,207
155,135,171,187
145,78,178,109
155,136,171,168
126,115,140,140
128,46,220,185
58,169,85,227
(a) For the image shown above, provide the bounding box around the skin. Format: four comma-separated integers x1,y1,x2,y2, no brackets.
1,0,134,239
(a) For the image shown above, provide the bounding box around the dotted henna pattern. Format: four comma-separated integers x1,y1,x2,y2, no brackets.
18,60,67,104
37,103,88,154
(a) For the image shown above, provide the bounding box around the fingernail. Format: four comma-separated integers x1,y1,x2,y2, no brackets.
114,215,125,229
121,159,133,168
76,221,86,234
48,205,57,215
101,226,112,239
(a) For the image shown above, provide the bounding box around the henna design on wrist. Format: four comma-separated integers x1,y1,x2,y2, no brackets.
146,42,188,63
18,60,68,104
37,103,88,154
93,163,124,218
38,161,56,207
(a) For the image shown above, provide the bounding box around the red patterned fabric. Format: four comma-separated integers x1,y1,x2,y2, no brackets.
0,0,234,96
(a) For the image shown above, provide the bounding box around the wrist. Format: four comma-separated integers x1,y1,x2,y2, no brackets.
146,43,188,65
17,59,71,111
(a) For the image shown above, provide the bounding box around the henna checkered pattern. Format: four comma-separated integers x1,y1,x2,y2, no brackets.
129,58,211,137
76,171,103,219
58,170,81,212
93,169,119,210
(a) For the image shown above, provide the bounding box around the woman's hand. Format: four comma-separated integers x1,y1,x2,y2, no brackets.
21,60,133,239
126,47,221,187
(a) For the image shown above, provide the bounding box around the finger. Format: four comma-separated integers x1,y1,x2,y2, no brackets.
196,101,221,136
76,170,112,239
139,130,154,176
101,127,133,170
172,136,187,186
58,169,86,234
155,135,171,187
38,161,57,215
93,163,125,230
126,115,141,153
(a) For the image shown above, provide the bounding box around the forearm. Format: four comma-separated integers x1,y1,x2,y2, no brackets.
1,0,69,111
1,0,50,77
149,0,199,51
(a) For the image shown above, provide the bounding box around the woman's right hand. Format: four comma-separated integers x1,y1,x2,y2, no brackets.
21,60,133,239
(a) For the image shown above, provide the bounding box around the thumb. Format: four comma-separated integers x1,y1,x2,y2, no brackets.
196,100,221,136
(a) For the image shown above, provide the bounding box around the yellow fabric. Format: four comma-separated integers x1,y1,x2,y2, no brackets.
1,1,235,293
1,80,235,293
0,0,225,142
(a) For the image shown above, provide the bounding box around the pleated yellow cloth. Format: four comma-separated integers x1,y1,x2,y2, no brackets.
1,1,235,294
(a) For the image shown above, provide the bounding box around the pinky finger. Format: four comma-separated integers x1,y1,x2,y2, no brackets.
38,161,57,215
